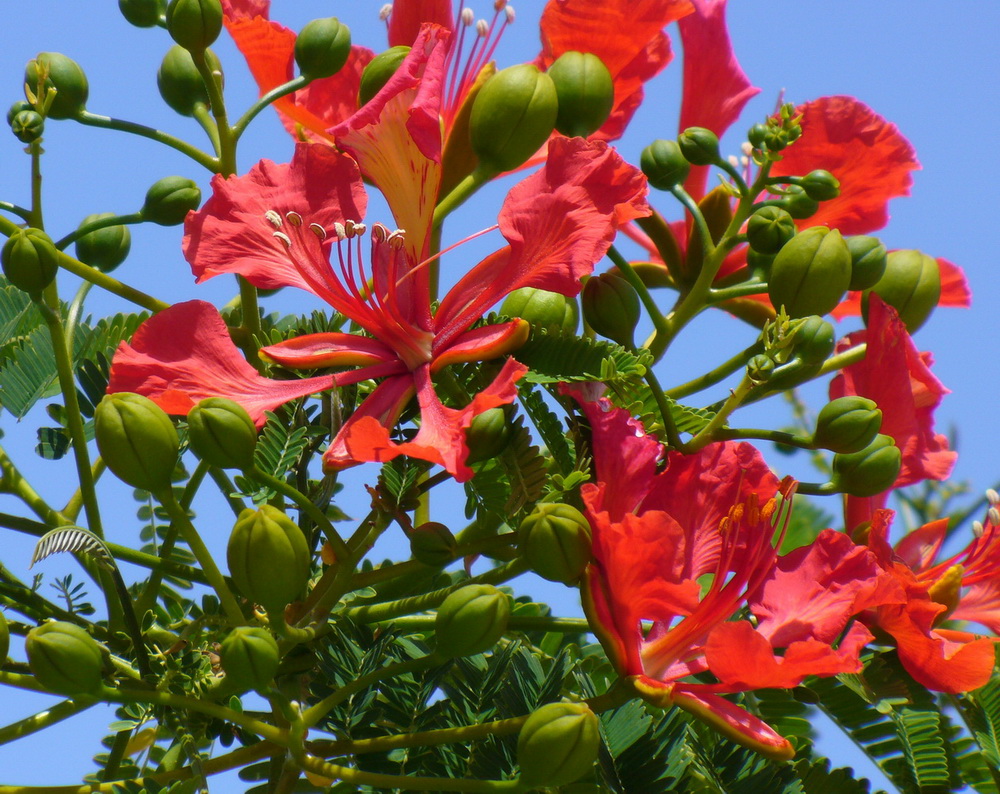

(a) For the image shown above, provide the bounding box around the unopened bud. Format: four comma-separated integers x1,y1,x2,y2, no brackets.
863,249,941,333
227,505,310,613
831,434,901,497
747,123,768,150
465,407,513,465
409,522,457,567
74,213,132,273
581,272,640,346
95,393,179,493
768,226,851,318
499,287,578,335
187,397,258,470
158,45,220,116
547,51,614,138
119,0,166,27
26,622,104,695
141,176,201,225
813,396,882,454
219,626,280,692
166,0,223,52
677,127,721,166
10,109,44,143
24,53,89,120
358,46,410,106
435,584,509,658
846,235,887,291
2,228,59,294
798,169,840,202
746,206,796,255
519,503,592,585
640,139,690,191
517,702,599,788
776,184,819,220
295,17,352,79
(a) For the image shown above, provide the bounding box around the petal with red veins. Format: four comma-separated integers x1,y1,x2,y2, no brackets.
431,320,529,371
261,332,399,370
953,581,1000,635
894,518,950,572
387,0,454,46
221,0,269,20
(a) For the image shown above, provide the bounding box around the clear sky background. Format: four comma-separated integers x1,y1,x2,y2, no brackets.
1,1,999,789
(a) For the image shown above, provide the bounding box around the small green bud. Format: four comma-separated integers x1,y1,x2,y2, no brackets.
0,612,9,661
799,169,840,201
74,213,132,273
519,503,592,585
6,101,32,126
187,397,258,470
465,407,513,465
517,702,600,788
581,272,641,346
746,206,796,255
228,505,310,613
789,315,836,365
863,249,941,333
158,45,221,116
1,228,59,293
745,248,775,275
120,0,166,27
813,396,882,454
295,17,352,79
166,0,223,51
747,123,768,150
409,522,457,567
95,393,179,493
141,176,201,225
677,127,721,166
219,627,280,692
768,226,851,318
846,235,887,291
547,51,614,138
499,287,579,335
764,127,790,152
435,584,510,658
470,64,558,173
746,353,776,384
24,53,89,120
358,46,410,106
640,139,690,191
26,622,104,695
777,184,820,220
831,434,901,497
10,109,44,143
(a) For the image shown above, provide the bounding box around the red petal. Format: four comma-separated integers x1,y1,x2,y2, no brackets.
431,320,529,371
261,332,399,370
894,518,950,572
387,0,454,46
221,0,269,19
107,302,332,426
953,581,1000,634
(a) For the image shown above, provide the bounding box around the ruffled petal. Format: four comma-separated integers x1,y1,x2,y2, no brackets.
387,0,454,47
220,0,269,20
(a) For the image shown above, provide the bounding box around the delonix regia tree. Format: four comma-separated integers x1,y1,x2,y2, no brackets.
1,0,998,791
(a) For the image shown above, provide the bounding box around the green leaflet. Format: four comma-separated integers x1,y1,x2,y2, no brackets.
513,329,650,384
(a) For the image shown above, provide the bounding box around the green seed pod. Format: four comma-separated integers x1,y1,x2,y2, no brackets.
219,627,280,692
863,249,941,333
465,407,513,465
768,226,851,318
581,272,641,346
499,287,579,335
517,702,600,788
747,122,768,150
518,503,592,585
10,109,44,143
470,63,558,174
157,45,221,116
547,51,614,138
0,612,9,661
295,17,352,79
227,505,310,613
141,176,201,225
166,0,223,52
1,228,59,293
358,46,410,106
746,206,796,255
187,397,258,470
24,52,89,120
831,434,902,497
435,584,510,658
95,393,179,493
74,213,132,273
120,0,166,27
677,127,721,166
813,396,882,454
26,622,104,695
640,139,690,191
777,185,820,220
409,522,457,567
799,169,840,201
846,235,887,291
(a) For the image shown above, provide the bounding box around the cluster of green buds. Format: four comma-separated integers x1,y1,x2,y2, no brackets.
25,621,105,696
434,584,510,658
747,102,803,157
23,52,89,120
517,701,600,787
408,522,458,567
7,100,44,143
750,313,835,393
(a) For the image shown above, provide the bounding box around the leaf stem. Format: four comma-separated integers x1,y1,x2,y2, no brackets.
74,111,219,172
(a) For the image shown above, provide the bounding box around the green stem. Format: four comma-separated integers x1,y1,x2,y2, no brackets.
232,75,310,140
378,615,591,633
0,201,31,221
297,756,522,793
432,167,493,229
706,279,769,302
191,102,221,156
0,695,98,747
62,457,105,521
207,467,247,517
665,340,764,400
54,212,144,250
0,448,67,527
74,111,219,172
816,343,866,377
644,365,684,451
682,374,755,453
712,427,816,449
102,729,132,782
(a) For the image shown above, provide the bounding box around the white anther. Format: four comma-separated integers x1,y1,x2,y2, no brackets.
990,507,1000,526
309,223,327,240
476,19,489,37
973,520,985,537
272,231,292,248
285,211,303,227
740,155,750,167
460,7,474,26
353,222,367,236
388,230,406,250
334,221,347,240
264,209,282,228
727,155,739,168
379,4,393,21
505,5,515,22
371,222,389,243
987,488,999,505
741,141,754,156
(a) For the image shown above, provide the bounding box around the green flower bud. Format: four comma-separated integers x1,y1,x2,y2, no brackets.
863,249,941,333
228,505,310,613
581,272,640,346
768,226,851,318
799,169,840,202
470,64,558,173
777,185,820,220
746,353,776,384
764,127,790,152
465,406,513,465
640,139,690,191
95,393,179,493
745,248,775,276
187,397,258,469
10,109,44,143
409,522,457,567
295,17,352,79
74,213,132,273
141,176,201,225
6,101,31,125
518,503,592,585
24,53,89,120
747,123,768,150
789,315,836,365
1,228,59,293
547,51,614,138
119,0,166,27
0,612,9,661
166,0,223,52
517,702,600,788
746,206,796,255
219,626,280,692
499,287,578,335
26,622,104,695
358,46,410,106
846,235,887,291
813,396,882,454
435,584,510,658
832,434,901,497
157,45,221,116
677,127,721,166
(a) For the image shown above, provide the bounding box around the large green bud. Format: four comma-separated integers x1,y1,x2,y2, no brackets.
26,622,104,695
120,0,166,27
465,407,513,465
0,612,9,661
677,127,721,166
813,396,882,454
640,139,690,191
74,213,132,273
746,206,796,255
831,434,901,497
166,0,223,52
187,397,258,470
500,287,578,335
157,45,221,116
227,505,311,613
358,46,409,106
846,235,887,291
517,702,600,788
295,17,352,79
776,185,819,220
2,228,59,294
24,52,89,120
799,169,840,201
435,584,510,658
470,64,558,174
768,226,851,318
519,503,593,585
141,176,201,225
547,51,614,138
409,522,457,567
95,393,179,493
581,272,640,346
219,627,280,692
863,249,941,333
